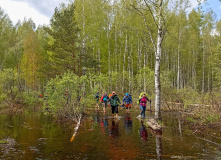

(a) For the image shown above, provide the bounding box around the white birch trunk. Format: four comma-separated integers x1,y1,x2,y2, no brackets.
131,45,133,92
129,43,133,93
177,32,180,90
138,39,141,91
155,0,163,119
128,36,131,93
144,48,146,93
82,0,86,75
98,47,101,75
202,42,205,93
123,34,127,93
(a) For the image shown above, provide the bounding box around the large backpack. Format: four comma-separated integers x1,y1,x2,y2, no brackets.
137,92,147,105
102,95,108,102
124,95,132,104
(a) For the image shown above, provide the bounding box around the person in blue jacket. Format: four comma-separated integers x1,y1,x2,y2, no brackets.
122,93,132,113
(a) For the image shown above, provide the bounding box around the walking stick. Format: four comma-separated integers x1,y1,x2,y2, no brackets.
150,100,152,113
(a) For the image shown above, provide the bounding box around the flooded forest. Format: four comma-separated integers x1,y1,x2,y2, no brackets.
0,0,221,159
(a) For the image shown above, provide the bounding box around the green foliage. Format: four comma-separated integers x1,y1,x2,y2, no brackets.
186,117,195,123
0,68,17,94
0,69,41,106
203,114,220,123
44,3,82,76
43,72,92,118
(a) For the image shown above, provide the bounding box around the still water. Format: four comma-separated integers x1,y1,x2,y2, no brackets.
0,107,221,159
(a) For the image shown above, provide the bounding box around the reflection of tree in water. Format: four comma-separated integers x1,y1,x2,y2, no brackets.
124,113,133,133
156,130,162,160
109,119,119,138
140,122,148,142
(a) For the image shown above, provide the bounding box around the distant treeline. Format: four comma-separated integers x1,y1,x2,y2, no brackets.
0,0,220,101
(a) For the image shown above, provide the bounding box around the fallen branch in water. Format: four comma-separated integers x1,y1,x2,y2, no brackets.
144,153,197,158
70,114,82,142
193,134,221,146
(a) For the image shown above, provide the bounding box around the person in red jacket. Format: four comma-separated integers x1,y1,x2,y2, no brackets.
100,92,109,113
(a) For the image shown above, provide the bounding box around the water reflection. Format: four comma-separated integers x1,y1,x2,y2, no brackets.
1,108,221,159
100,116,108,135
109,119,119,138
140,121,148,142
124,113,133,133
94,110,100,123
178,118,182,137
156,130,162,160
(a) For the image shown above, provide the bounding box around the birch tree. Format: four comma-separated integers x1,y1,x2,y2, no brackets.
130,0,168,119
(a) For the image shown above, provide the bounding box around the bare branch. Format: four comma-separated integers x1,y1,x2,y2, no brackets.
131,5,157,53
143,0,159,29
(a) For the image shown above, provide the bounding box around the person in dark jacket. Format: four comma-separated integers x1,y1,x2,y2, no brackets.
109,91,121,119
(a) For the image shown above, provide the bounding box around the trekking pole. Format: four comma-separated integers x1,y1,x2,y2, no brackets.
150,100,152,113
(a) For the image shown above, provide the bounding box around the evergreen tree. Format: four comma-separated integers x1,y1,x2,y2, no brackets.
44,3,80,76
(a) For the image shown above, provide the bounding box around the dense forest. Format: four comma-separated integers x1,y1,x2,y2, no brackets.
0,0,220,120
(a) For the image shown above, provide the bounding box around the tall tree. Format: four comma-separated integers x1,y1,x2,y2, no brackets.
44,3,80,76
0,7,13,69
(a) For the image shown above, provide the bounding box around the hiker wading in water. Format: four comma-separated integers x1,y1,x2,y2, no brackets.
139,93,151,119
100,92,109,113
109,91,121,119
122,93,132,113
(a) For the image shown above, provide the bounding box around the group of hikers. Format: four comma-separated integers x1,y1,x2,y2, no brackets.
95,91,151,119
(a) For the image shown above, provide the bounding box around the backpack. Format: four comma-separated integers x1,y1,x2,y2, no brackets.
137,92,147,105
124,96,132,104
103,95,108,102
96,93,99,98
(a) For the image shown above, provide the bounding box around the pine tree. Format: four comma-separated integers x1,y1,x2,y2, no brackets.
44,3,80,76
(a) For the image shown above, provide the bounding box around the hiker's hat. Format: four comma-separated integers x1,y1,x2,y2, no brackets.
126,93,129,96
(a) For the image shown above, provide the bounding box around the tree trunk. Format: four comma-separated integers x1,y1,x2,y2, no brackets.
122,34,127,93
202,42,205,93
155,0,163,119
177,32,181,90
128,36,131,93
98,46,101,75
144,45,146,93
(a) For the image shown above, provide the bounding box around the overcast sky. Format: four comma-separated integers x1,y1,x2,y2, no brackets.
0,0,220,27
0,0,69,27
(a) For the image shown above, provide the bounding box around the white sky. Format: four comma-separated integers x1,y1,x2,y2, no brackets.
0,0,69,27
0,0,220,27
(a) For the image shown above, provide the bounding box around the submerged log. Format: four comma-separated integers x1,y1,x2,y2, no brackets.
137,116,162,131
146,118,162,131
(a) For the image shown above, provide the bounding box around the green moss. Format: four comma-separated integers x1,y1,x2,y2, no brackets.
158,120,164,127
